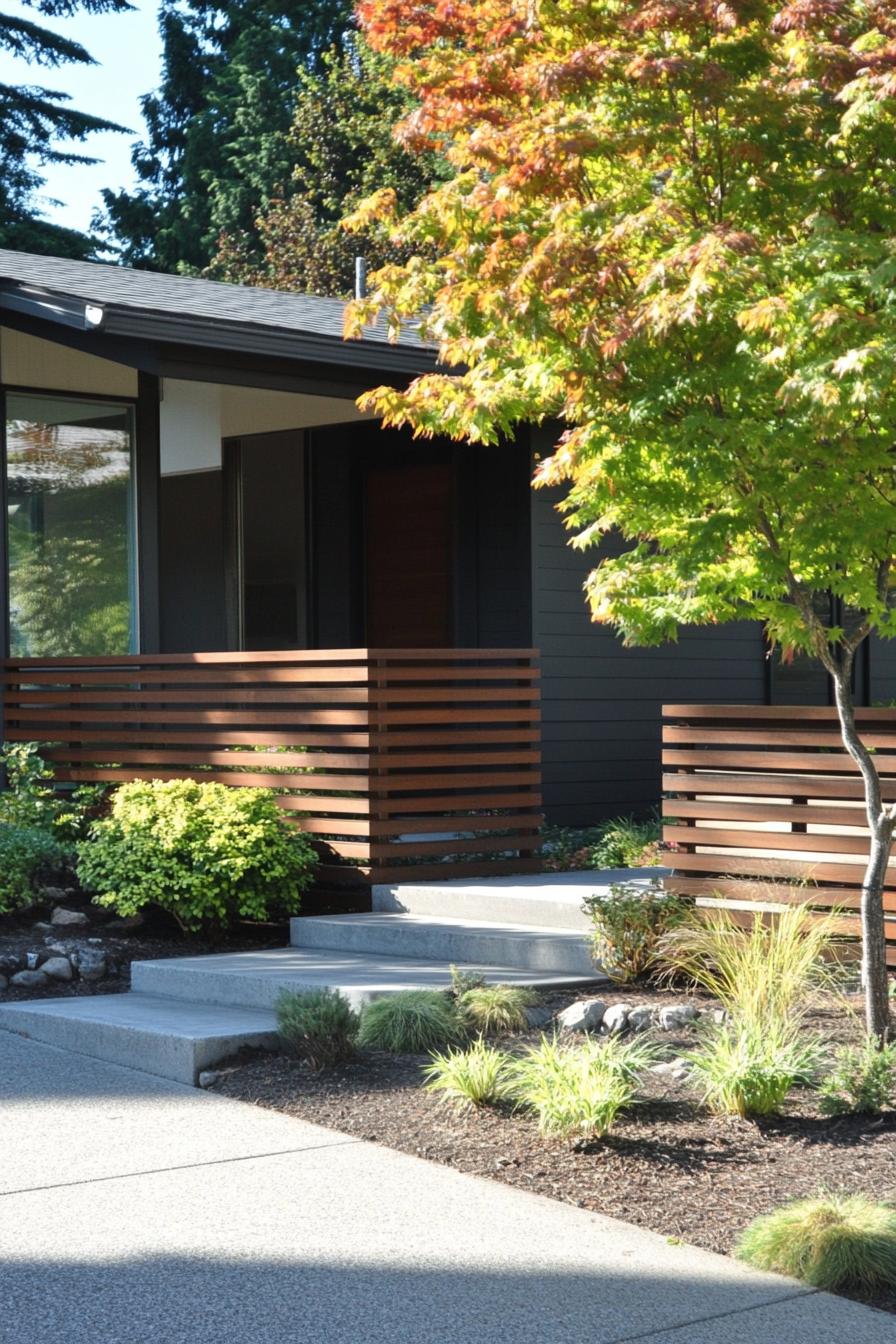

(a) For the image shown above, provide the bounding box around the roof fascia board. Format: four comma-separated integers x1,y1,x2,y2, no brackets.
99,305,435,376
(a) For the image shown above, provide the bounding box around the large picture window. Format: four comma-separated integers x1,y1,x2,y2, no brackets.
4,393,137,657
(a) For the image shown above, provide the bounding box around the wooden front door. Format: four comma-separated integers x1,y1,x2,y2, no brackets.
365,462,454,647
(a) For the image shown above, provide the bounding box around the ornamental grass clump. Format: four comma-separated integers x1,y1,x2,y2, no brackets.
275,987,359,1071
510,1033,658,1142
655,903,842,1031
685,1018,823,1119
459,983,538,1035
736,1195,896,1294
423,1038,515,1110
818,1036,896,1117
358,990,463,1054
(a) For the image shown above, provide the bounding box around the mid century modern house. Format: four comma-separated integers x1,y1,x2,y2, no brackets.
2,247,895,890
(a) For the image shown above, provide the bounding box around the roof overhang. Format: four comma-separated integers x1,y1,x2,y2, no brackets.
0,279,437,381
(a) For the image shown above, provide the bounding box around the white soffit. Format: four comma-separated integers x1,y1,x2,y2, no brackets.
220,384,373,438
0,327,138,398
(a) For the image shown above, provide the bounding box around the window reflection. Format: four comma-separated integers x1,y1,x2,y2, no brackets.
5,394,137,656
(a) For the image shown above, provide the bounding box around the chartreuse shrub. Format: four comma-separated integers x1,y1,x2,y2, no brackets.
583,883,689,984
818,1037,896,1117
358,990,462,1054
510,1034,658,1142
736,1195,896,1294
423,1037,515,1110
77,779,316,932
275,988,359,1071
685,1019,823,1119
459,983,538,1035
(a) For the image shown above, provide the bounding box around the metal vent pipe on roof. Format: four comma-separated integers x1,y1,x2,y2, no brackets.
354,256,367,301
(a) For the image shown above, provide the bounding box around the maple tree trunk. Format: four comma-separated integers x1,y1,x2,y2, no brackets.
831,666,893,1044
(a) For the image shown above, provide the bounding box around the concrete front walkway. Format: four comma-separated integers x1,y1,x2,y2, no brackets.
0,1033,891,1344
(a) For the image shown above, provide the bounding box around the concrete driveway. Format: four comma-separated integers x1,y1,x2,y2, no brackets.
0,1031,891,1344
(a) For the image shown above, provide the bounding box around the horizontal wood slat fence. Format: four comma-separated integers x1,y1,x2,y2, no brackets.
663,704,896,964
2,649,543,887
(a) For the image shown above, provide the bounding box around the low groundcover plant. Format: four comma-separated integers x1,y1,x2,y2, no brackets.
459,983,538,1035
510,1033,659,1142
276,987,359,1071
736,1195,896,1293
818,1036,896,1117
358,989,462,1054
423,1037,514,1110
685,1018,823,1119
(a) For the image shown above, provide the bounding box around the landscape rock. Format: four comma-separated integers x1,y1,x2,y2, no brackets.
41,956,73,981
51,907,89,929
0,974,8,992
710,1008,729,1026
627,1005,654,1033
601,1004,631,1035
0,954,20,977
650,1057,689,1081
31,922,54,936
197,1071,219,1089
39,886,68,903
658,1004,700,1031
557,998,606,1033
524,1005,554,1030
10,969,48,989
71,948,106,981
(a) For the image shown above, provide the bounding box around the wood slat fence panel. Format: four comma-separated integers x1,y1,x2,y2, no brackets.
663,704,896,964
2,648,542,888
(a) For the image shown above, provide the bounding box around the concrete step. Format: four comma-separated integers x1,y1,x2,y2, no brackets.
132,945,598,1012
372,868,667,932
0,993,279,1087
290,912,595,976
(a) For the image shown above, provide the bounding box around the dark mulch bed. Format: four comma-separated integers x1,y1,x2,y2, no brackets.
213,984,896,1317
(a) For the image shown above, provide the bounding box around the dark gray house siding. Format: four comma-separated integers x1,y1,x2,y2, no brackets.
529,426,767,825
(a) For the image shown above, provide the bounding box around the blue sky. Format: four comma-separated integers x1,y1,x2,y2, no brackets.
0,0,162,234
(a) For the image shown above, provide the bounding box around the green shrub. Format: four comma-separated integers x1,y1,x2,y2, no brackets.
818,1036,896,1117
510,1033,657,1141
275,988,359,1070
541,815,662,873
0,742,108,849
590,815,662,869
656,903,842,1032
459,983,538,1035
685,1019,823,1118
358,990,462,1054
583,882,689,984
736,1195,896,1293
0,823,66,914
77,779,317,932
423,1037,515,1109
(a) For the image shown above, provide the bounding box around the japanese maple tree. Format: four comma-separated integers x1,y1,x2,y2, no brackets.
345,0,896,1039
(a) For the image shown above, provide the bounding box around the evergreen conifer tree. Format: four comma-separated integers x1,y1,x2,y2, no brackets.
0,0,130,257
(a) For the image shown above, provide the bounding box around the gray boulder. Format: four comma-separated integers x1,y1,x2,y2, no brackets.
11,969,49,989
41,956,73,981
650,1057,689,1081
524,1005,554,1030
557,998,606,1033
0,954,20,977
658,1004,700,1031
51,907,89,929
197,1071,220,1089
601,1004,631,1035
71,948,106,981
31,922,54,936
627,1005,654,1033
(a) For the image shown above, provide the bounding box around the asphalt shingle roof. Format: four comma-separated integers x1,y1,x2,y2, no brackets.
0,248,430,371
